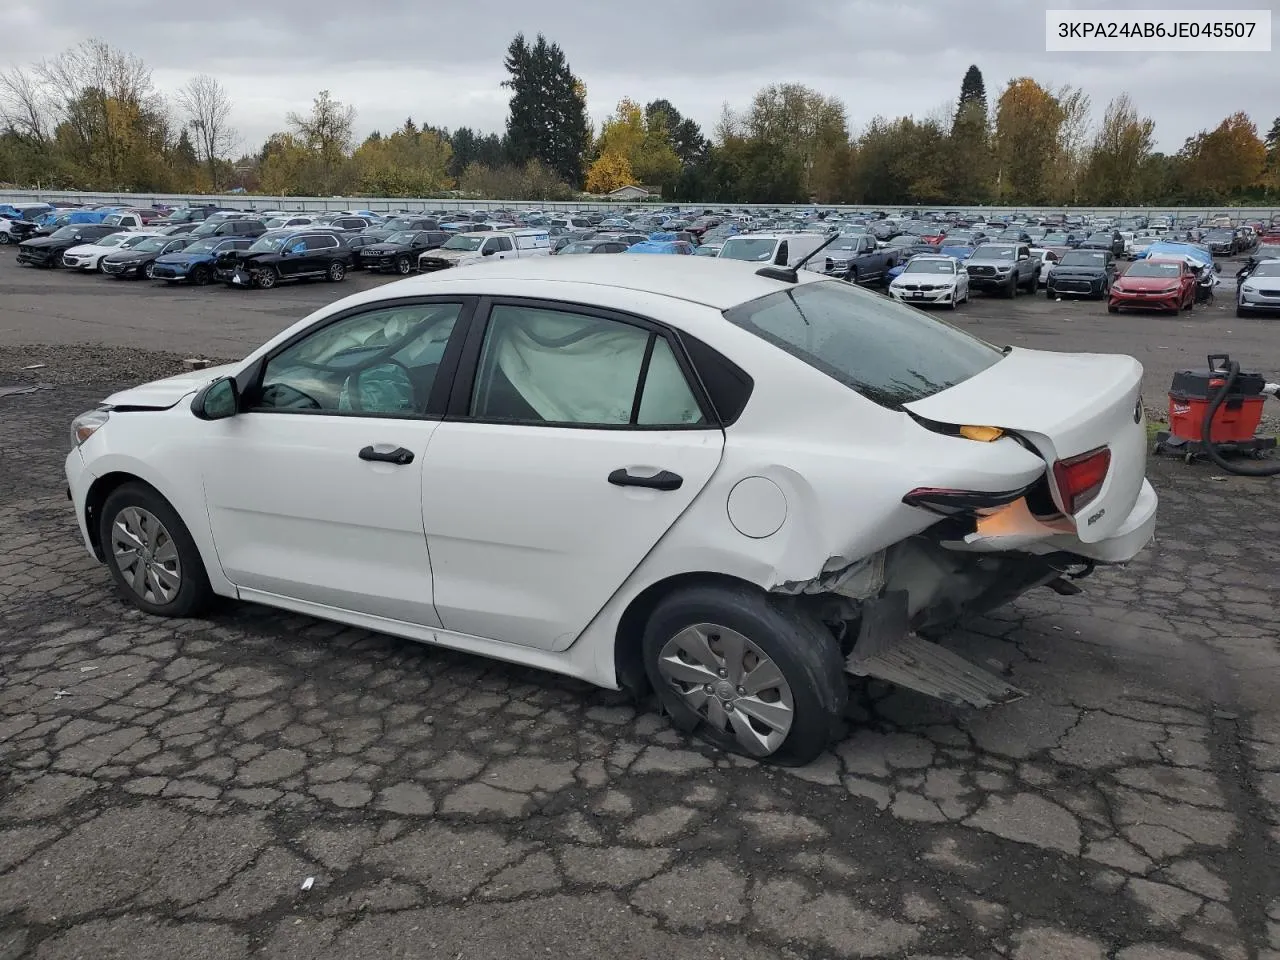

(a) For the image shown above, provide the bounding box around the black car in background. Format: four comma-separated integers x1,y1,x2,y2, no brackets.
1079,231,1125,256
215,229,353,289
360,216,441,242
1045,248,1117,299
361,230,450,274
343,234,381,270
101,235,195,280
184,217,267,241
555,238,631,255
16,224,121,267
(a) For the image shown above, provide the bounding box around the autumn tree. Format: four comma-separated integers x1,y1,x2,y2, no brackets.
503,33,589,187
994,78,1066,204
1178,112,1266,200
1080,95,1155,204
352,119,453,196
585,151,634,193
176,74,236,190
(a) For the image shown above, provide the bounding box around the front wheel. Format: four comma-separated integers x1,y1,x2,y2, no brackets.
327,261,346,282
143,262,156,280
253,266,278,289
190,264,211,286
0,233,10,245
395,256,411,275
99,482,213,617
1007,277,1018,298
1236,304,1249,317
1107,304,1119,313
642,584,846,766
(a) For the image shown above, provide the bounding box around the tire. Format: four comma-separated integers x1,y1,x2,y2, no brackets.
846,268,858,285
1045,289,1054,299
99,482,213,618
396,256,411,275
0,233,10,245
143,262,156,280
327,260,346,282
1236,304,1248,317
641,584,846,766
1107,305,1119,314
948,296,958,310
253,266,278,289
190,264,211,286
1006,277,1018,298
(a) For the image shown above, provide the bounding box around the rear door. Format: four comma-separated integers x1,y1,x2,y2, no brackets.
421,298,724,651
905,347,1146,543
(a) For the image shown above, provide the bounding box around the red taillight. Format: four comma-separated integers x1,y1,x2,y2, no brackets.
1052,446,1110,514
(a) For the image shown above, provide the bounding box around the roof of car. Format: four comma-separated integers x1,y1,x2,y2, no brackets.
377,254,824,309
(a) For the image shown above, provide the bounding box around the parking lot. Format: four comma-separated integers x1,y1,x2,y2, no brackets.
2,253,1280,959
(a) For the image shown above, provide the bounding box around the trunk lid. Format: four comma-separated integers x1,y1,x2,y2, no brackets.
904,347,1146,543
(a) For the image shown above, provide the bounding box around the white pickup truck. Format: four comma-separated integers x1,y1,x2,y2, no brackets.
418,229,551,272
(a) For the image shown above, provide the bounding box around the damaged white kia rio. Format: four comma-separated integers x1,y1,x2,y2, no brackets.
66,255,1157,765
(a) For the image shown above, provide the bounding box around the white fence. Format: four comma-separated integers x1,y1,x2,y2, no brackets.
2,189,1279,220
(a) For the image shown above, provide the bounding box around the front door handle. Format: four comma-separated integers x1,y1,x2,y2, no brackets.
359,445,414,465
608,468,682,491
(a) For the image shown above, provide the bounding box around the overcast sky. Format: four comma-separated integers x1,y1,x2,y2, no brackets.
6,0,1277,155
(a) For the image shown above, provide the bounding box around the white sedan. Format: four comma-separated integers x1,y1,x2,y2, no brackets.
59,232,146,271
887,255,969,308
65,256,1158,764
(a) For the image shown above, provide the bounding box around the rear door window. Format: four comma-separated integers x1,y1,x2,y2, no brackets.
723,279,1002,408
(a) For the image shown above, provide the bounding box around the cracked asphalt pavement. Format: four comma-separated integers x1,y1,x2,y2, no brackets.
2,257,1280,959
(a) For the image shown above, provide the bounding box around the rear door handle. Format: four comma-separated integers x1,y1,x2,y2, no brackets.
359,445,414,465
608,468,682,491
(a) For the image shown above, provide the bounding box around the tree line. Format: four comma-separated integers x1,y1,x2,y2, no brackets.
1,38,1277,206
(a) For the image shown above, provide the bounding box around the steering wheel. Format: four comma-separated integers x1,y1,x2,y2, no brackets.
346,358,417,413
260,382,322,410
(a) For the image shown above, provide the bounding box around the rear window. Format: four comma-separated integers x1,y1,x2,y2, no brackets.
723,279,1002,408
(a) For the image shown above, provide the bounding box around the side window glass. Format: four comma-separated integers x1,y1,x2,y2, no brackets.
470,305,704,427
637,338,704,425
775,241,789,265
256,303,461,415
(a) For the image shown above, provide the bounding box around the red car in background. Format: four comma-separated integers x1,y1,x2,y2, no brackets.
1108,257,1196,314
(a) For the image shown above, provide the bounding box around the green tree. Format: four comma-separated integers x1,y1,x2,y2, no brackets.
644,99,707,165
286,90,354,194
352,121,453,196
959,65,986,110
502,33,589,187
948,66,993,203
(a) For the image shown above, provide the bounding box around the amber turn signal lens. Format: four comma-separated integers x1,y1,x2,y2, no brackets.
959,425,1003,442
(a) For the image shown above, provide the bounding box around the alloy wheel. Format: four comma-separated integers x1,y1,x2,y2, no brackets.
110,506,182,605
656,623,795,757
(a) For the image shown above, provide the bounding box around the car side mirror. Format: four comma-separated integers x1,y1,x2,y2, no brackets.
482,247,495,256
191,377,239,421
74,234,83,241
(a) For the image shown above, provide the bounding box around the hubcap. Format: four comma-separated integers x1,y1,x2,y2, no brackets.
110,506,181,605
656,623,795,757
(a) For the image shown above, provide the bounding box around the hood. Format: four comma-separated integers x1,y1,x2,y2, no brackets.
965,257,1014,268
20,236,62,248
1051,263,1107,276
365,243,410,255
423,248,475,261
155,251,208,264
1114,275,1180,290
102,362,242,409
104,250,153,263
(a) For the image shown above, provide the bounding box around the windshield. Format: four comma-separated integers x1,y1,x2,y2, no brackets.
182,239,221,254
718,238,777,261
1250,262,1280,277
1087,232,1113,241
104,215,129,226
132,237,167,252
1060,251,1107,266
724,280,1001,408
93,234,128,248
1206,230,1234,241
903,259,955,275
248,234,288,253
973,244,1015,260
264,218,289,228
50,226,82,239
1126,261,1182,278
560,242,598,254
442,235,484,251
385,232,417,245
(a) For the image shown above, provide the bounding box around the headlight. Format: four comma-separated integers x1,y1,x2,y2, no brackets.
1242,285,1258,293
70,408,110,447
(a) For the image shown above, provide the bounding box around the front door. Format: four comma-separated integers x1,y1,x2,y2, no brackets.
422,299,725,651
201,299,468,625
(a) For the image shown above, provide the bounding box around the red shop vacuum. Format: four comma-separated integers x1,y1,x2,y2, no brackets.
1155,354,1280,475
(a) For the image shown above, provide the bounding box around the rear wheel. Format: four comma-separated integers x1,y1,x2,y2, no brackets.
327,260,346,282
99,482,213,618
253,266,278,289
642,584,846,766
